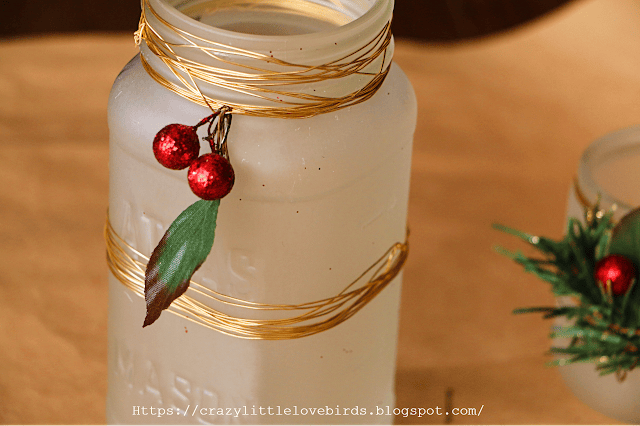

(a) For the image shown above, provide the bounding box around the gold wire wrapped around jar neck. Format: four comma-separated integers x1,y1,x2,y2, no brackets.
135,0,393,118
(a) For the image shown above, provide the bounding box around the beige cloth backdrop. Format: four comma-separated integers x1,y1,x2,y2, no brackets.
1,0,639,423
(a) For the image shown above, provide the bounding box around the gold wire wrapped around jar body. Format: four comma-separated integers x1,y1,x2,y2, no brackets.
106,0,416,423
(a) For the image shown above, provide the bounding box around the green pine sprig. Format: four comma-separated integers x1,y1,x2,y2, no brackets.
495,206,640,376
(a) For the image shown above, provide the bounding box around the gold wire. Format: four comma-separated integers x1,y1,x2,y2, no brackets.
574,177,598,211
135,0,393,118
573,178,618,223
105,216,409,339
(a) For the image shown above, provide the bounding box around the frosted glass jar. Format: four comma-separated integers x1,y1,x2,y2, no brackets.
561,126,640,424
106,0,416,424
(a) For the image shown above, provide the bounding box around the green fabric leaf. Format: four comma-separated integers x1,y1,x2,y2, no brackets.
143,199,220,327
610,207,640,266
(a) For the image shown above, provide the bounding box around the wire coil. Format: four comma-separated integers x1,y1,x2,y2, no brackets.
135,0,393,118
106,216,409,339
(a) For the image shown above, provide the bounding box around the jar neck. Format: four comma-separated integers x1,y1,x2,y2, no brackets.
140,0,394,109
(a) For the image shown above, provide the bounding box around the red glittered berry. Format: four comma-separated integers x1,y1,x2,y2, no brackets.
594,254,636,296
188,153,235,200
153,124,200,170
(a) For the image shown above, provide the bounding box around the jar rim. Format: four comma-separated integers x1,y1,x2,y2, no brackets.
152,0,389,47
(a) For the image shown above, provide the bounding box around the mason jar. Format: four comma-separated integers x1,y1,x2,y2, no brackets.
106,0,416,423
560,126,640,424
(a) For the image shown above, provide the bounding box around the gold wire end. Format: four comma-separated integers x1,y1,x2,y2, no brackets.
134,21,145,46
134,2,147,46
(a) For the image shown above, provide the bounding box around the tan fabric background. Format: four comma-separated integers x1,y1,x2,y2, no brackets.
1,0,639,423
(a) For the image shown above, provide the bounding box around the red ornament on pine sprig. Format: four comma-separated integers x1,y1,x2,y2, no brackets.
594,254,636,296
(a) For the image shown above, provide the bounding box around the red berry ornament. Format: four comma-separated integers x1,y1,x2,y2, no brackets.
153,124,200,170
594,254,636,296
188,153,235,200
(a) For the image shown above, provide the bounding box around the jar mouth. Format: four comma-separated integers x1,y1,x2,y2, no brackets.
578,125,640,213
156,0,387,44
